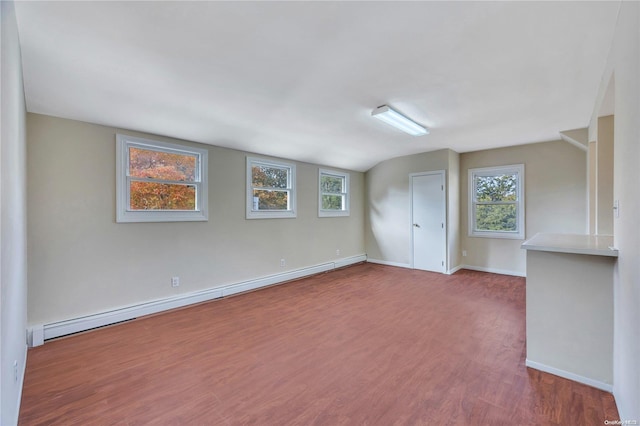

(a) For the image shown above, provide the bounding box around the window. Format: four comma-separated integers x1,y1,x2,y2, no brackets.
319,169,350,217
246,157,296,219
116,134,208,223
468,164,524,239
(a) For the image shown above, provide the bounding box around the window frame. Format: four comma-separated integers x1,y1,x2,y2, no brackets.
318,168,350,217
116,134,208,223
246,156,297,219
468,164,525,239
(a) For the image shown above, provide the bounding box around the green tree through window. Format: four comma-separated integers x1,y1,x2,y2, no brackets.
246,157,296,218
320,174,344,210
469,164,524,239
252,164,290,210
474,174,517,231
319,169,349,217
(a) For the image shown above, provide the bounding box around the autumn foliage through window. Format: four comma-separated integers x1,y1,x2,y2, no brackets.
117,135,208,222
128,147,198,210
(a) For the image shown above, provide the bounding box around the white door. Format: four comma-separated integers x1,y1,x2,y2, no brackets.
411,172,446,273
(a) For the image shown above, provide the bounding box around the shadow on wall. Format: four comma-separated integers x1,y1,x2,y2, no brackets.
369,186,412,264
366,148,453,267
366,159,418,266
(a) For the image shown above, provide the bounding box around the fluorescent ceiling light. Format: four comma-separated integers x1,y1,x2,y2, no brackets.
371,105,429,136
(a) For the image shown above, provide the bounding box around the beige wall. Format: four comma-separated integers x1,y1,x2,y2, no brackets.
447,150,461,271
596,115,614,235
27,114,365,325
1,1,29,424
460,140,587,276
364,149,459,270
588,141,597,234
588,1,640,419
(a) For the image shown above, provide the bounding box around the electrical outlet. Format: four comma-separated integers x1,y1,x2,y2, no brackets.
280,258,286,267
336,249,340,257
171,276,180,287
13,360,18,383
462,250,467,257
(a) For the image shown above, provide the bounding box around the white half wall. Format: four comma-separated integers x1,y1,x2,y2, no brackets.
588,1,640,420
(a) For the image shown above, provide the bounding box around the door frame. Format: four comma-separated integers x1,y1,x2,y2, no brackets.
409,170,447,272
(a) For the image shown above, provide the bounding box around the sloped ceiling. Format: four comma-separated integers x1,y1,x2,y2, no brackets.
14,1,619,171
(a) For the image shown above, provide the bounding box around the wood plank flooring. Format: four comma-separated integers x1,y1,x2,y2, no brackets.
19,263,619,425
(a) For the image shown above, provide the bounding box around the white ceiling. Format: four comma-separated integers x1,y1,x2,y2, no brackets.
14,1,620,172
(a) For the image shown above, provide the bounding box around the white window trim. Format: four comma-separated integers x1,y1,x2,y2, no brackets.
116,134,208,223
246,156,297,219
468,164,525,239
318,168,350,217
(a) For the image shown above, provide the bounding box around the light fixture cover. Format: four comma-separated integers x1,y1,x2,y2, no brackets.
371,105,429,136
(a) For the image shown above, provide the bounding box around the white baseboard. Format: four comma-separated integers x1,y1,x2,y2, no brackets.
525,359,612,392
335,254,367,269
13,344,27,426
366,261,524,278
222,255,366,297
39,287,225,342
366,258,411,269
447,265,464,275
30,255,366,346
613,391,634,425
29,325,44,346
459,264,526,277
221,264,333,297
16,345,28,420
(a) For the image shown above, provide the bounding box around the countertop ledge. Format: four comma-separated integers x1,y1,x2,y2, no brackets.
521,233,618,257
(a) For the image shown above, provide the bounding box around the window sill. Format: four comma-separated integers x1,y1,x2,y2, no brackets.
117,210,208,223
319,210,350,218
246,210,297,220
469,231,525,240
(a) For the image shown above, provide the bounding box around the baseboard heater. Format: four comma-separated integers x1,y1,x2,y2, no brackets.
28,254,367,347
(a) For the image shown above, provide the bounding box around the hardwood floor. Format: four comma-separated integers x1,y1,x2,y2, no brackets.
19,263,619,425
